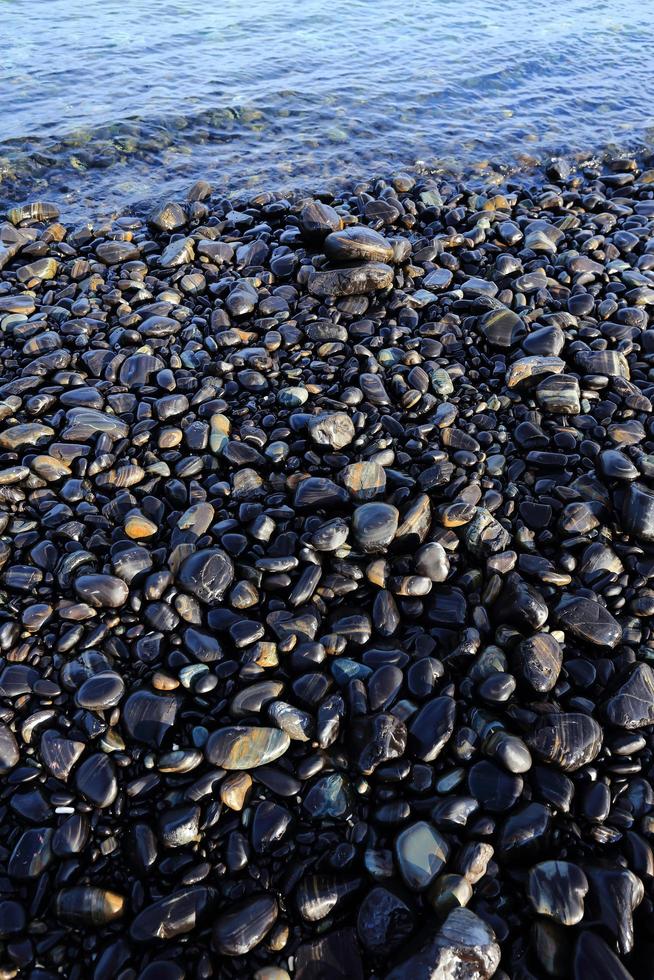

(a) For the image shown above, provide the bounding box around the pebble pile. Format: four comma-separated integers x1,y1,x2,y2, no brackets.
1,155,654,979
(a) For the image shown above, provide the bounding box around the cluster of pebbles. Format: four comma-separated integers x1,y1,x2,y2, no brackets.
2,154,654,979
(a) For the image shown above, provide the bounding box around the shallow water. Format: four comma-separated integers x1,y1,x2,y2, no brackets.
1,0,653,218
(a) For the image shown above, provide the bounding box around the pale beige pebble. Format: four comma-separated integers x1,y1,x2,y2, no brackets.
220,772,253,811
152,672,180,691
505,355,565,388
210,412,231,452
124,511,158,539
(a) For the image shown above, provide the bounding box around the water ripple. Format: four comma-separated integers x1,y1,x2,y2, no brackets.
0,0,653,217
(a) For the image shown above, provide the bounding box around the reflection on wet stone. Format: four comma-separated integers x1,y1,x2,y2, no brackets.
0,152,654,978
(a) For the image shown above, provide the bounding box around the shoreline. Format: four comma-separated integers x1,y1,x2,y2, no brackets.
2,136,654,227
1,150,654,978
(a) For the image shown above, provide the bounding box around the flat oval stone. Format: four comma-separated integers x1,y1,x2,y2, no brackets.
96,240,140,264
205,726,290,769
212,894,278,955
556,594,621,648
308,262,393,297
294,477,349,510
324,226,394,263
75,671,125,711
130,886,214,942
61,408,129,441
506,356,565,388
74,574,129,608
0,422,55,449
352,503,399,553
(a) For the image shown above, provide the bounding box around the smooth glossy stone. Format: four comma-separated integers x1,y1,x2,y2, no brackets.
204,726,290,769
409,696,455,762
212,894,278,955
468,760,523,812
122,691,179,748
56,887,125,926
74,752,117,808
249,797,291,852
75,671,125,710
325,226,394,263
74,573,129,608
506,355,565,388
176,547,234,603
299,201,342,239
394,820,450,890
296,875,360,922
498,802,551,860
556,594,621,648
479,308,525,347
8,827,53,879
528,713,602,772
352,503,399,553
308,262,393,297
483,731,532,773
515,632,563,693
341,461,386,500
527,861,588,925
294,477,349,509
584,866,644,954
130,887,214,942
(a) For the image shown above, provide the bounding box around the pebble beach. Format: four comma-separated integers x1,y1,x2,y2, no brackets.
2,153,654,979
3,1,654,978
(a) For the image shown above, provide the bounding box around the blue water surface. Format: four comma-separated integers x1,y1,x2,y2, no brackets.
1,0,653,216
